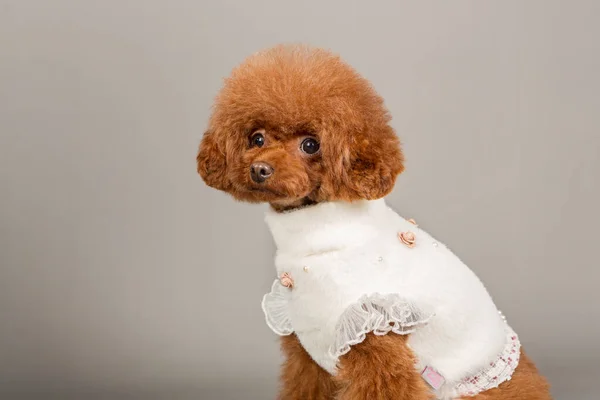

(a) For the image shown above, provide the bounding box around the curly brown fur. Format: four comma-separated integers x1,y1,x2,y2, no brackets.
279,335,338,400
335,333,433,400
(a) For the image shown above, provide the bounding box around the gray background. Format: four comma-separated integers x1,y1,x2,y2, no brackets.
1,0,598,399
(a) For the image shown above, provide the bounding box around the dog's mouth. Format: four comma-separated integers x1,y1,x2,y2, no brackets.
240,180,320,212
248,186,283,196
245,185,318,212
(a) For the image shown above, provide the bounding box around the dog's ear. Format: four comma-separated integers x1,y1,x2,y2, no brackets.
320,124,404,201
197,130,231,191
347,124,404,199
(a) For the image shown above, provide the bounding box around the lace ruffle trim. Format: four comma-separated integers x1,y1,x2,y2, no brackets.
329,293,434,359
261,280,433,350
261,280,293,335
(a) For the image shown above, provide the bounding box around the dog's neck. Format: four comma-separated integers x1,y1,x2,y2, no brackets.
269,196,318,213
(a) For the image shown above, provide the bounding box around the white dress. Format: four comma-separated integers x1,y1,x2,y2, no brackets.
261,199,520,399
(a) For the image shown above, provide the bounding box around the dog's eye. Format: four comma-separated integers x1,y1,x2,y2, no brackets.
300,137,320,155
250,131,265,148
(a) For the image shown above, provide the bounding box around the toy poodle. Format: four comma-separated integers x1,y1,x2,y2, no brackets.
196,45,551,400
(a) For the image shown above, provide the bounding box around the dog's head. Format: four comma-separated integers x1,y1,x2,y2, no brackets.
197,45,404,210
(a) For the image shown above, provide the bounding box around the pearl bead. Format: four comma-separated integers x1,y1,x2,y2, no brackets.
303,266,310,272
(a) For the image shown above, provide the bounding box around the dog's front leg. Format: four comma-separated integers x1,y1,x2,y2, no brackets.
334,333,433,400
278,334,338,400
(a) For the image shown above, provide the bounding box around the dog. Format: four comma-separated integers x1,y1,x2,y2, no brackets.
197,45,551,400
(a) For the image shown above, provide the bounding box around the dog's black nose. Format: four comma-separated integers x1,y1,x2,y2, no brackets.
250,162,274,183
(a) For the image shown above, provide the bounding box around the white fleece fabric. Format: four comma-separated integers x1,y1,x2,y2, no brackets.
261,199,519,399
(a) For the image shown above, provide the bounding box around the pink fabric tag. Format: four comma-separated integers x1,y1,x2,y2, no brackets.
422,366,445,390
